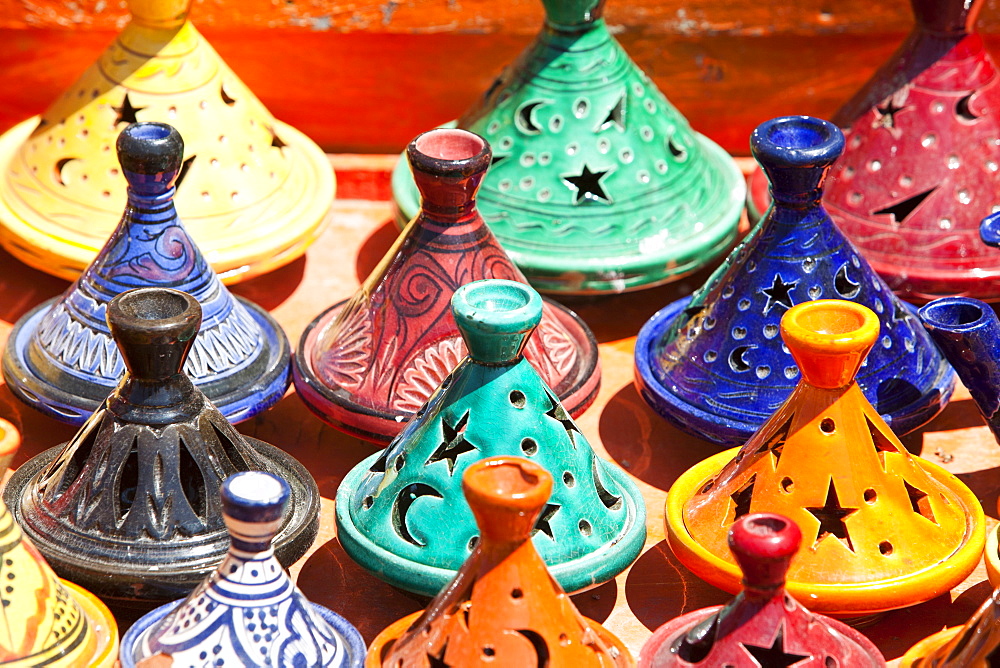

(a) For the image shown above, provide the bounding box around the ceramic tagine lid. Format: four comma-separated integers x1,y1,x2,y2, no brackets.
295,128,600,444
3,287,320,604
2,121,291,426
336,279,645,597
665,299,984,618
0,0,333,284
640,513,885,667
390,0,745,294
751,0,1000,301
900,586,1000,666
0,417,120,668
635,115,955,446
121,470,365,668
366,456,634,667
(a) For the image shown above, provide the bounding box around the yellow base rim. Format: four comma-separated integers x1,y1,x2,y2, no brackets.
62,579,119,668
985,523,1000,589
665,447,986,618
898,626,961,667
0,116,334,285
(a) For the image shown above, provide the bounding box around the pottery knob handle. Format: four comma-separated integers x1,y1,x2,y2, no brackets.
728,513,801,591
751,116,844,207
107,288,202,381
452,280,543,365
911,0,981,34
463,457,553,544
221,471,291,551
0,419,20,478
980,211,1000,248
126,0,192,28
780,300,879,389
541,0,605,29
407,128,491,220
117,122,185,197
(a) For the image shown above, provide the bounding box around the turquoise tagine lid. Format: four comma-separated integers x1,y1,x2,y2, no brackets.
336,279,646,596
391,0,745,294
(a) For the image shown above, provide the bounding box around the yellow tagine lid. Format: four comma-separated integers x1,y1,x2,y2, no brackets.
0,0,333,284
0,418,118,667
666,299,985,618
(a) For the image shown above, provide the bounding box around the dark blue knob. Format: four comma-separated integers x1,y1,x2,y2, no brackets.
751,116,844,207
117,122,184,196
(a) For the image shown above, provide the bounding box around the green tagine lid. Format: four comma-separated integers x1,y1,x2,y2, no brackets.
391,0,745,294
336,279,646,597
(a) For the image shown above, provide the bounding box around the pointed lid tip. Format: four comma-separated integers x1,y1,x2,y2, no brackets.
729,513,800,591
452,279,543,364
222,471,291,529
911,0,982,34
463,457,553,542
117,122,184,192
780,300,879,388
126,0,192,28
752,116,844,204
407,128,491,179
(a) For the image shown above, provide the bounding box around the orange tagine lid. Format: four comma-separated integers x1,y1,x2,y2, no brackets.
0,0,334,284
0,418,119,667
366,456,634,667
666,299,985,618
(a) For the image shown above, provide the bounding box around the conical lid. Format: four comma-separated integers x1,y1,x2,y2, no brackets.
367,456,634,667
901,587,1000,666
640,513,884,667
0,0,333,284
390,0,745,294
296,128,600,444
821,0,1000,301
665,299,984,617
0,418,119,668
2,121,291,426
335,279,645,597
123,471,365,667
3,287,319,604
635,115,955,446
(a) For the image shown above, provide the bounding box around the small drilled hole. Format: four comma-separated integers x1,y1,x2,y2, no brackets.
864,488,877,503
879,541,893,555
699,481,714,494
362,496,373,509
563,472,575,487
521,438,538,455
467,535,479,551
579,519,592,536
820,418,836,433
511,588,523,599
483,647,495,657
394,455,405,472
781,477,793,492
559,633,570,646
509,390,526,408
826,658,837,668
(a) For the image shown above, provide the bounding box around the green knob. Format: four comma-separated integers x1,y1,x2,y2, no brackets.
451,280,542,365
541,0,605,29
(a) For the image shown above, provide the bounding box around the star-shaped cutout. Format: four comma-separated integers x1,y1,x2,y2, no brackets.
755,417,792,465
268,125,288,151
532,503,560,539
112,94,145,126
742,624,809,668
866,415,898,471
761,274,798,315
598,94,626,132
875,98,906,129
806,479,857,551
731,474,756,521
426,411,477,475
544,390,581,448
563,165,612,204
904,480,936,523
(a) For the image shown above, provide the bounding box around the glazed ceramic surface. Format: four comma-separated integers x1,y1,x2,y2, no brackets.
665,299,984,617
749,0,1000,301
336,279,645,597
640,513,884,667
0,418,119,668
2,122,291,426
122,471,365,667
390,0,745,294
4,287,319,604
635,115,955,446
0,0,333,284
295,128,600,444
900,587,1000,666
366,456,634,667
919,297,1000,442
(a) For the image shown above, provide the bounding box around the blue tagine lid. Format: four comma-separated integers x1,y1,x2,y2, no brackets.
634,115,955,446
122,471,365,668
2,121,290,425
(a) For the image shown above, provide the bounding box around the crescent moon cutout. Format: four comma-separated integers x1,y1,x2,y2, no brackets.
392,483,443,547
54,157,78,186
835,265,861,298
729,346,752,372
515,101,545,135
515,629,550,668
592,456,622,510
957,93,980,121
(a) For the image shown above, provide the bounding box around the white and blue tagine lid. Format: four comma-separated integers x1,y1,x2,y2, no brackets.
121,471,365,667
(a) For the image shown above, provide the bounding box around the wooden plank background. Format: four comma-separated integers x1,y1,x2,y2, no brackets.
0,0,998,154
